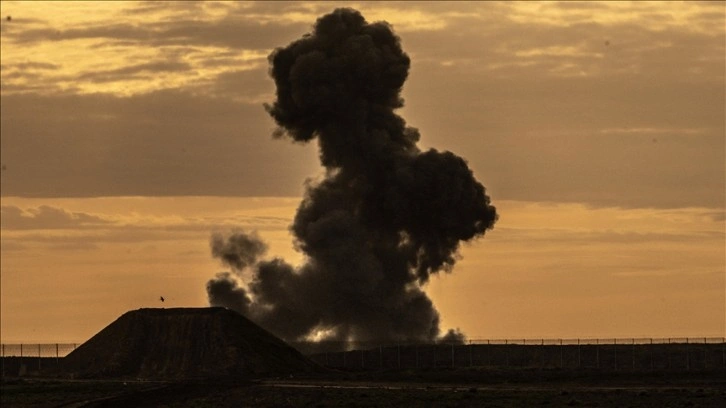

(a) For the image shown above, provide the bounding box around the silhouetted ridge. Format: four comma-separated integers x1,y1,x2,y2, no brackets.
62,307,318,379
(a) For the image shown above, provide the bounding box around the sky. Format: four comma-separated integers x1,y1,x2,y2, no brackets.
0,1,724,344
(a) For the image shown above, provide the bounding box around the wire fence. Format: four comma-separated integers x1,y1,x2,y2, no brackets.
296,337,726,372
1,338,724,377
1,343,79,377
1,343,79,358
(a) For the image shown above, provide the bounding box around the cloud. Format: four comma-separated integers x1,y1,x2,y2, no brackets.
2,61,60,70
1,2,723,210
0,89,319,198
0,205,113,230
4,15,307,50
76,61,192,83
0,197,297,254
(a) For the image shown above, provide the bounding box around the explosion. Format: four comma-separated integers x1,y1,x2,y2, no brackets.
207,8,497,345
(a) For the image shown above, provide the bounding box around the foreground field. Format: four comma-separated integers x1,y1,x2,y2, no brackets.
3,369,725,408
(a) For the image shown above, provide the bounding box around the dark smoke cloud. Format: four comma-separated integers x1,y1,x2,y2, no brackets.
210,230,267,271
206,271,251,315
207,8,497,345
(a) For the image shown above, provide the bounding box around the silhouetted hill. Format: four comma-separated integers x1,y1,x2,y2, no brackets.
62,307,319,379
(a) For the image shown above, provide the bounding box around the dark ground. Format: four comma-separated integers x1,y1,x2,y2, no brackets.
3,369,725,408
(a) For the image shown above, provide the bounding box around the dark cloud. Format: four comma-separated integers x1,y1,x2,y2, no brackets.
196,68,273,101
493,227,726,245
5,18,307,52
553,1,610,10
208,9,497,344
122,0,200,16
4,61,60,70
0,89,318,198
76,61,192,83
0,240,28,251
0,2,722,210
210,230,267,271
706,210,726,222
47,241,100,251
206,272,251,314
0,206,293,254
0,205,112,230
400,31,724,209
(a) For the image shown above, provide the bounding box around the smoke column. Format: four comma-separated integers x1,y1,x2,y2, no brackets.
207,8,497,344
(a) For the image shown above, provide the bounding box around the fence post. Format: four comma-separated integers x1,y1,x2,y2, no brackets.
432,344,436,368
505,339,509,368
451,343,455,368
487,340,491,367
614,339,617,370
649,338,653,370
596,339,599,369
632,339,635,370
686,338,689,371
38,344,41,372
577,339,581,369
415,345,419,369
559,339,563,369
397,344,401,369
379,346,383,369
469,340,473,367
703,338,707,370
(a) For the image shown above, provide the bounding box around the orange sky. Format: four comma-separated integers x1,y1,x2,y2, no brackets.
1,1,724,343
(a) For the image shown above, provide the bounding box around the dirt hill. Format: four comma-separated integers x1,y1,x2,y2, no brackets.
62,307,320,379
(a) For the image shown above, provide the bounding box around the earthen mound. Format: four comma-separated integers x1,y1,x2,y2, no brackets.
62,307,319,379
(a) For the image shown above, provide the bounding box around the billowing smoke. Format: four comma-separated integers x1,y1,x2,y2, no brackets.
207,8,497,345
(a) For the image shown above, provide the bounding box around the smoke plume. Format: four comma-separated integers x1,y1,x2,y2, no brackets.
207,8,497,344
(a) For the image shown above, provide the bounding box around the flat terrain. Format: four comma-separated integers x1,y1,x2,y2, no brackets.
3,369,725,408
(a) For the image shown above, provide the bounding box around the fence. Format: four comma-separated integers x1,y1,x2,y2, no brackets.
1,343,78,377
2,338,724,377
298,337,726,372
